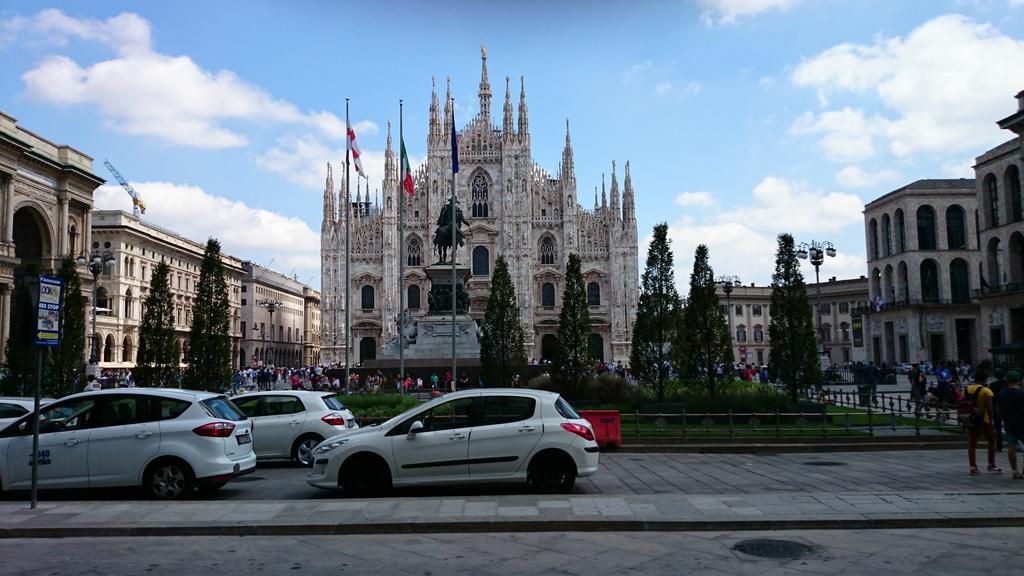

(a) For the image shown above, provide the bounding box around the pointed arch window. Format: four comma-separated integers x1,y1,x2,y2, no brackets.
407,237,422,266
540,236,556,265
471,173,489,217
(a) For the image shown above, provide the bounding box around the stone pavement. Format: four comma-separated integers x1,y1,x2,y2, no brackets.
3,528,1023,576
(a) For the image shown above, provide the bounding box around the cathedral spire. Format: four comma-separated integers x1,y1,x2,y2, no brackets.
503,76,514,136
384,120,396,181
478,46,491,122
443,77,452,138
594,186,598,210
355,176,363,217
323,162,335,224
610,160,620,220
623,159,635,222
517,75,529,136
561,119,574,183
429,76,441,139
601,173,607,210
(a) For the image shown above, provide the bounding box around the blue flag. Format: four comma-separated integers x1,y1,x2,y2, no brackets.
450,107,459,174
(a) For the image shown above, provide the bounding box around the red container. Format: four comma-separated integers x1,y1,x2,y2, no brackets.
579,410,621,449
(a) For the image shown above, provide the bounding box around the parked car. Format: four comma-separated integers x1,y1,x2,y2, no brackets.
230,391,358,466
0,389,255,499
0,398,55,430
307,389,599,496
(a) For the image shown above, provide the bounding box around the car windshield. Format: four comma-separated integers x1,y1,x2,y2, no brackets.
555,397,580,420
201,396,247,421
321,395,347,411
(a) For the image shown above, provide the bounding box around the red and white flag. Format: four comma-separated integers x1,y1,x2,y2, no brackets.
347,122,365,177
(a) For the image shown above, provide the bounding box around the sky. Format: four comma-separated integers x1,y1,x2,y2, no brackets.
2,0,1023,291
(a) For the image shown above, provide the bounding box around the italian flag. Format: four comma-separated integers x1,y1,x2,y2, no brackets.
401,137,415,197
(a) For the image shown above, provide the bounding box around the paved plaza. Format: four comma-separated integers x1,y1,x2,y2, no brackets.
3,528,1022,576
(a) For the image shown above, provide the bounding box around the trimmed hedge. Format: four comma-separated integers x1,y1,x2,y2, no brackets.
337,394,419,418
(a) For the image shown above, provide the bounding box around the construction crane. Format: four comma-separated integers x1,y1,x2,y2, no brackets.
103,159,146,218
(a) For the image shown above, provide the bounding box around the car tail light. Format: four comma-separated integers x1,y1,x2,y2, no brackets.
193,421,236,437
322,413,346,426
560,422,594,442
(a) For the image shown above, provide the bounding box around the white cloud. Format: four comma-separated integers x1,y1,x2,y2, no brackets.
835,165,902,188
256,133,389,193
11,9,344,148
697,0,807,25
674,191,717,207
654,81,674,96
653,80,701,97
942,157,976,178
759,75,777,88
93,182,321,284
789,108,887,163
792,14,1024,158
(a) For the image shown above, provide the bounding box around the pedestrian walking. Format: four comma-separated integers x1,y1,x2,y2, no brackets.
964,372,1002,475
988,369,1007,452
996,370,1024,480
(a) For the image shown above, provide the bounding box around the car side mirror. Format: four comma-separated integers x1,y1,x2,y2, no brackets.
18,421,27,433
407,420,424,438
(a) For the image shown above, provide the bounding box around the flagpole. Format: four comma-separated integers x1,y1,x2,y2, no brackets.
450,98,457,390
344,98,352,393
399,99,405,395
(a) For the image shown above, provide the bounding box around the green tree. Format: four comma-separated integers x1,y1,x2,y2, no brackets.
479,256,526,386
135,261,178,387
2,264,42,396
184,239,232,390
47,257,86,397
768,233,820,401
553,253,590,399
629,223,682,402
679,244,733,397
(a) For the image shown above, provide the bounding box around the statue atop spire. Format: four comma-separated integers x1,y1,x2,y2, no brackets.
503,76,514,135
478,45,491,121
384,120,396,181
518,75,529,135
444,77,453,137
610,160,620,220
623,159,635,222
561,118,574,184
429,76,440,138
323,162,335,225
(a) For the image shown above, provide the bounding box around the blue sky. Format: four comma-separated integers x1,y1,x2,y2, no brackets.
2,0,1023,289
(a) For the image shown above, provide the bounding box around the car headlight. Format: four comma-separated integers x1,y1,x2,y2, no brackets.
313,438,349,454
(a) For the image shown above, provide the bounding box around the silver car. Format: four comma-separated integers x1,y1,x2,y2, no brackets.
231,391,358,466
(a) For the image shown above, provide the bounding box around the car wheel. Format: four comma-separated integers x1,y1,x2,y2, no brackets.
145,460,195,500
292,434,324,467
530,453,576,494
341,456,389,497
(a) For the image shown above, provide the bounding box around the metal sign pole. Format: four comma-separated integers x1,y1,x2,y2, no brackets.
28,274,63,509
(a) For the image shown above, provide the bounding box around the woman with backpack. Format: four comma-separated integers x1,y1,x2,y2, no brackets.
963,372,1002,476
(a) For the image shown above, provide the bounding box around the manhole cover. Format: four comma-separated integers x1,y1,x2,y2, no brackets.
802,461,847,467
230,476,265,482
733,539,814,559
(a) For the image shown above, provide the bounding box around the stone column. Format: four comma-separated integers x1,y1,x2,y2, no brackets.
57,191,69,258
0,283,10,364
83,208,92,256
2,175,13,244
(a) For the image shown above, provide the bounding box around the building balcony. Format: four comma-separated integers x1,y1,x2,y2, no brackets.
852,297,977,315
975,282,1024,298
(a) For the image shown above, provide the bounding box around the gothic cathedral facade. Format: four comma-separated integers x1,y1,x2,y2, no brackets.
320,51,639,366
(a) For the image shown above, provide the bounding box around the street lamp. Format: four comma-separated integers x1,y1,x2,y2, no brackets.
718,275,740,369
76,248,115,367
796,240,836,353
257,298,283,367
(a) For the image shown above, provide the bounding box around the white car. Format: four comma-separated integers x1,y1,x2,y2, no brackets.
0,398,55,430
0,388,256,499
230,391,358,466
307,389,599,495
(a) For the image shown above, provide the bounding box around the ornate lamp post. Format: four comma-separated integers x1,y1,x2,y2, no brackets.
76,249,115,367
718,275,740,370
796,240,837,353
257,298,283,367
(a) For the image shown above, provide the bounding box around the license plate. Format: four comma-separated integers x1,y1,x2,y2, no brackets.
236,433,252,445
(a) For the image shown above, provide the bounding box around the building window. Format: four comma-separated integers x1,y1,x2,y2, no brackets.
822,323,832,342
542,282,555,308
408,285,421,310
1008,165,1023,223
986,173,1000,228
361,285,374,310
587,282,600,306
407,237,422,266
735,325,747,343
950,258,970,303
241,321,246,337
882,214,892,257
471,173,489,218
895,208,906,252
753,324,764,343
735,304,742,317
719,304,727,315
841,322,850,342
472,246,489,276
540,237,556,266
946,205,967,250
752,304,762,316
124,289,134,319
820,303,831,315
241,285,247,292
839,302,849,314
869,219,879,260
917,205,937,250
920,259,940,303
241,298,247,306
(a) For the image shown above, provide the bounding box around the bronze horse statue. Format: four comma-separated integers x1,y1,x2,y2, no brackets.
433,196,468,263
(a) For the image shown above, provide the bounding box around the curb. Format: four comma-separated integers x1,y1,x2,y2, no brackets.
613,442,963,454
3,516,1023,538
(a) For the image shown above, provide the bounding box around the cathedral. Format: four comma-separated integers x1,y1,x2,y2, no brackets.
320,50,639,366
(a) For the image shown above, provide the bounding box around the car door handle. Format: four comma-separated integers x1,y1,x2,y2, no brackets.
289,421,302,426
448,433,466,440
135,431,154,439
64,439,81,446
518,426,536,433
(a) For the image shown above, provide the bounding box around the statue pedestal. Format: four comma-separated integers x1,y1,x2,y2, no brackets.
379,261,480,361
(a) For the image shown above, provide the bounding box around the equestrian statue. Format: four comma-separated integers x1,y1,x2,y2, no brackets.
432,195,469,263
